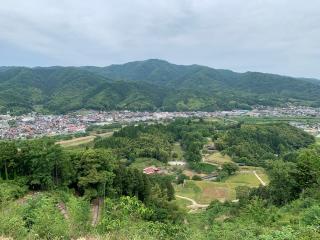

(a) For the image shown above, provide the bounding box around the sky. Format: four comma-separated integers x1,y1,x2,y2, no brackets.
0,0,319,78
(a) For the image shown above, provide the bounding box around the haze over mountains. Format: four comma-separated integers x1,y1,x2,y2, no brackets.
0,59,319,115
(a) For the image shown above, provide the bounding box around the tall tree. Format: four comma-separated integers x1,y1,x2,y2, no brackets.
0,141,17,180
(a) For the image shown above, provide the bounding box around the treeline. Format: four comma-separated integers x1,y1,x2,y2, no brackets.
2,60,320,115
1,119,320,239
175,143,320,239
167,119,234,171
0,139,179,223
94,124,174,163
215,123,315,166
249,145,320,205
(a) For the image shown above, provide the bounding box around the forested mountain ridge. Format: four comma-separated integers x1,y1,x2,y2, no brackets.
1,59,320,114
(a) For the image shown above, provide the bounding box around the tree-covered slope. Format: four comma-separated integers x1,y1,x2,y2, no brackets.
1,59,320,114
85,60,320,106
0,67,171,114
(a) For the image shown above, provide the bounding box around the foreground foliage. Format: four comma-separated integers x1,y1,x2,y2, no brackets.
0,119,319,239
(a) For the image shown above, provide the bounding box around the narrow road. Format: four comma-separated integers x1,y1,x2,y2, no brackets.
253,171,266,186
176,195,209,209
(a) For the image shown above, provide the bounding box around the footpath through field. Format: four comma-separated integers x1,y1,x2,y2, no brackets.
176,195,209,209
91,197,103,226
253,170,266,186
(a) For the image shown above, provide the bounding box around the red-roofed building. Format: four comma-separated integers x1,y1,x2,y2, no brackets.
143,166,160,175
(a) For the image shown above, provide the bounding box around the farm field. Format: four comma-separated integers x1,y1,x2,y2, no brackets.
225,172,264,187
232,116,320,124
57,131,113,148
238,166,270,184
129,158,166,170
172,142,184,161
175,168,269,204
175,180,239,204
203,152,232,164
173,197,192,209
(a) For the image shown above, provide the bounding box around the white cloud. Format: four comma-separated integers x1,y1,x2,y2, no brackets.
0,0,319,78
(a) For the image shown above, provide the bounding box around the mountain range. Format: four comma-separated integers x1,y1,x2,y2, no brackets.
0,59,319,115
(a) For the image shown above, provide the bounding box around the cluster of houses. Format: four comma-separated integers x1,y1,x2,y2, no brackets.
1,106,320,139
248,106,320,118
0,114,86,139
0,110,248,139
289,122,320,137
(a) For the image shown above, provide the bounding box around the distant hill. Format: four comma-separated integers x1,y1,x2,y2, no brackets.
0,59,320,114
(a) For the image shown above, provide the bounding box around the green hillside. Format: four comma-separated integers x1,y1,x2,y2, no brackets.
1,60,320,114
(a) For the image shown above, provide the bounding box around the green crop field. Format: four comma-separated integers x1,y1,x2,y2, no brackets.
225,172,262,187
172,142,184,160
238,166,270,184
204,152,232,164
176,168,269,204
57,131,113,148
175,180,241,204
232,116,320,125
129,158,166,170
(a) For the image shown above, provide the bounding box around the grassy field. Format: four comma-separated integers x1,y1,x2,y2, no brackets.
172,197,192,209
57,135,96,147
129,158,166,170
204,152,232,164
175,167,269,204
175,180,240,204
172,142,184,161
57,132,113,148
238,166,270,184
316,136,320,145
232,116,320,125
225,172,261,187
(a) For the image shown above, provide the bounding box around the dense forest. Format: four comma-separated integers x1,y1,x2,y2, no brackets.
216,123,315,166
1,118,319,239
1,59,320,114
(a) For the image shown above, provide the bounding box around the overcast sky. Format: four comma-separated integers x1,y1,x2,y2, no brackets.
0,0,319,78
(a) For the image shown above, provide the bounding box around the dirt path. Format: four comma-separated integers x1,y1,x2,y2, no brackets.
91,198,103,226
16,191,40,205
176,195,209,210
57,202,69,220
253,171,266,186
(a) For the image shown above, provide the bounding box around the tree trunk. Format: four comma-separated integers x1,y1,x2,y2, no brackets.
4,160,8,180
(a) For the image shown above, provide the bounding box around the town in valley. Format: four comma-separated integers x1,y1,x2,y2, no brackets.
1,106,320,139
